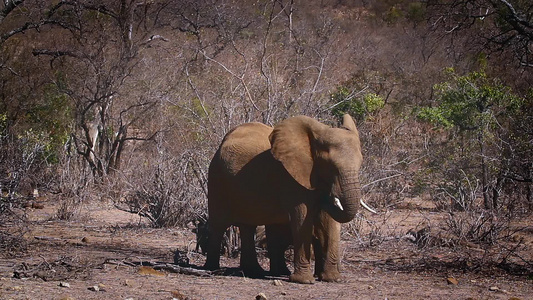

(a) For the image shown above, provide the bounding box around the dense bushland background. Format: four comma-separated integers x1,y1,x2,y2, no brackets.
0,0,531,272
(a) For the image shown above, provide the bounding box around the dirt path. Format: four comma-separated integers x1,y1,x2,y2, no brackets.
1,200,531,300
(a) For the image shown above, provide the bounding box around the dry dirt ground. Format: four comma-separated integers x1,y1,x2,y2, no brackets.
1,198,532,300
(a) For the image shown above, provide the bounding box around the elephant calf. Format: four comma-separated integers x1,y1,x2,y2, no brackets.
205,114,364,284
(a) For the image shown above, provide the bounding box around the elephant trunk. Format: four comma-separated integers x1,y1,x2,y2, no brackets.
322,172,361,223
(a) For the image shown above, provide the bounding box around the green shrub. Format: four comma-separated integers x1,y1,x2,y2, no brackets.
406,2,426,24
331,88,384,122
417,68,528,210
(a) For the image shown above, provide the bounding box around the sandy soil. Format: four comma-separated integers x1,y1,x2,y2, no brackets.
1,198,531,300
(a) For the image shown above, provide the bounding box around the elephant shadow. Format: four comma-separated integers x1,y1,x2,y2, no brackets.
192,218,335,280
175,244,292,279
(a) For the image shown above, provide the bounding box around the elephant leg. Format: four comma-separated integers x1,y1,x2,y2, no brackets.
289,203,315,284
239,225,265,278
265,224,291,276
204,221,227,270
312,234,324,276
313,210,342,282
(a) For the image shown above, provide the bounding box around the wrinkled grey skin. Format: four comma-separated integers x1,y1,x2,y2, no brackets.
205,114,363,284
265,209,342,282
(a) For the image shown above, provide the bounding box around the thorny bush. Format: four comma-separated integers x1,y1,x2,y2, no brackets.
127,151,207,228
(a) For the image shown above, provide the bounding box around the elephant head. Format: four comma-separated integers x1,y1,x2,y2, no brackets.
269,114,364,223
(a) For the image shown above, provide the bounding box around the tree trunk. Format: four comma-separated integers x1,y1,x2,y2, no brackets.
479,132,492,210
526,163,533,211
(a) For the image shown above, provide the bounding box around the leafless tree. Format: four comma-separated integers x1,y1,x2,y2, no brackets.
30,1,166,179
426,0,533,68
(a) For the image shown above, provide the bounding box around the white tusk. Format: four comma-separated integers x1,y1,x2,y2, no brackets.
360,199,378,214
333,197,344,211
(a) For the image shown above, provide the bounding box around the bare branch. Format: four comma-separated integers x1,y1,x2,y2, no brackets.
200,50,260,113
32,49,80,58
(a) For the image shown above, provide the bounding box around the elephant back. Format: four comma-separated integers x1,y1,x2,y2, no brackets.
218,122,273,175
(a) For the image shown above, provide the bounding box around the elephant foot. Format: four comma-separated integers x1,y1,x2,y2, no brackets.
289,271,315,284
270,264,291,276
204,260,220,271
318,270,342,282
241,264,266,278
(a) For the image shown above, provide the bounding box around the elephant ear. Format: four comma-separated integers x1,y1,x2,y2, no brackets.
269,116,326,190
341,114,357,132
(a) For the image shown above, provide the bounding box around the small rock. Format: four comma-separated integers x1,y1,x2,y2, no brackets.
31,202,44,209
272,279,283,286
35,270,48,280
171,289,187,300
281,292,287,296
368,285,375,290
489,286,500,292
88,285,100,292
81,237,89,243
256,292,268,300
447,277,459,285
123,279,134,287
58,282,70,288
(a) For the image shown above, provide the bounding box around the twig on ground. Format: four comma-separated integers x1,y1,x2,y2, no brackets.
105,259,215,277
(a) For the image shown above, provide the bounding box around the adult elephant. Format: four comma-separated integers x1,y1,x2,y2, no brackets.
205,114,364,284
